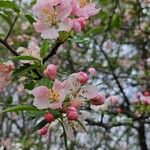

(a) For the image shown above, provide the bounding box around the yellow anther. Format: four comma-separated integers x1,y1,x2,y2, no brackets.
48,89,59,102
80,0,89,7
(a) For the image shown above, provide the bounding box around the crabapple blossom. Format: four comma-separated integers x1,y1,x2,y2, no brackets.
33,0,72,39
63,72,98,107
32,80,65,109
71,0,100,19
44,64,57,80
17,42,41,64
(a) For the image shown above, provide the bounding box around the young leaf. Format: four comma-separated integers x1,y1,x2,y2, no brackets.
12,55,39,61
0,13,12,26
0,1,20,13
40,40,49,59
2,105,37,113
59,31,70,42
36,78,53,88
25,14,35,24
32,119,47,133
25,110,45,118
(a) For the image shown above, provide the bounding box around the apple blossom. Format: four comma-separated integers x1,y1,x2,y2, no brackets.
32,80,65,109
33,0,72,39
44,64,57,80
71,0,100,19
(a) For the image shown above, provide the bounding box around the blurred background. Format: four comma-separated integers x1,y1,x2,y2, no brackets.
0,0,150,149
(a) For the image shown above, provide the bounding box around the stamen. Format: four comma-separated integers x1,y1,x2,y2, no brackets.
48,89,59,102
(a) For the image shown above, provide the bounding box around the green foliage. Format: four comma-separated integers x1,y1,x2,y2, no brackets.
25,14,35,24
0,1,20,13
2,105,38,113
36,78,53,88
40,40,49,59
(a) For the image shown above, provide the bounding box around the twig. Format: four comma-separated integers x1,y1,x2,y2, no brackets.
5,16,18,41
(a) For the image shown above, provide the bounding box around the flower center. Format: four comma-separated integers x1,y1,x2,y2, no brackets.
79,0,89,7
48,89,59,102
42,7,58,26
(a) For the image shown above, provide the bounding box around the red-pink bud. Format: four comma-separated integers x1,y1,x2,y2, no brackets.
91,94,105,105
116,108,122,113
109,96,119,105
38,126,48,135
73,17,86,32
76,72,88,84
143,91,150,97
88,67,97,76
44,113,54,123
66,106,78,121
44,64,57,80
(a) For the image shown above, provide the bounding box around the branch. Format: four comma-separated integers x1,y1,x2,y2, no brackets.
5,16,18,41
0,38,19,56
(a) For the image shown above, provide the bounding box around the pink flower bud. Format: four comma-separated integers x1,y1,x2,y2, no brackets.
66,106,78,121
44,113,54,123
73,17,86,32
38,126,48,135
76,72,88,84
109,96,119,105
44,64,57,80
91,94,105,105
143,91,150,97
88,67,97,76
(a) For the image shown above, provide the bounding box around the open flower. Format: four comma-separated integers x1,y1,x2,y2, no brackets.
71,0,100,19
63,73,98,107
32,80,65,109
33,0,73,39
17,42,41,64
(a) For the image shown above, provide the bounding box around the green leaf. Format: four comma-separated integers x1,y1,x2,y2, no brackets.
40,40,49,59
24,81,35,90
13,65,35,77
76,120,87,133
32,119,47,133
12,55,39,61
2,105,37,113
36,78,53,88
59,31,70,42
25,14,35,24
0,13,12,26
0,1,20,13
25,110,45,118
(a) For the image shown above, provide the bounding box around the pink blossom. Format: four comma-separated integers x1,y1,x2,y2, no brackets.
44,64,57,80
88,67,97,76
63,73,98,106
72,17,86,32
71,0,100,19
33,0,72,39
66,106,79,120
91,94,105,106
107,96,119,105
32,80,65,109
17,42,41,64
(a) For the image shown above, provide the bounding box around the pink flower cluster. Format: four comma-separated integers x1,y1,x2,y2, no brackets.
33,0,99,39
